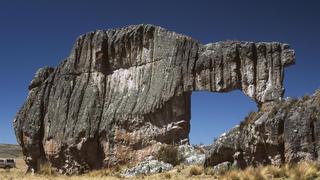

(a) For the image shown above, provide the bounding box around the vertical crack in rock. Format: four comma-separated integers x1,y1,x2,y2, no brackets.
252,44,258,100
96,35,108,138
64,75,76,138
14,24,295,174
86,33,94,137
37,79,50,168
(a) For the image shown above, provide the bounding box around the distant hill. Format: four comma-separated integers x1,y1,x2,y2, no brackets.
0,144,22,158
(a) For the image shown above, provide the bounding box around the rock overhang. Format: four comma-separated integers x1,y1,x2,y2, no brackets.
14,24,295,174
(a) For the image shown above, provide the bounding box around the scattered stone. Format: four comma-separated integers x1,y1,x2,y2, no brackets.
121,160,173,177
213,161,232,173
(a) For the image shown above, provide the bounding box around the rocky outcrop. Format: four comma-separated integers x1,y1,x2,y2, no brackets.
205,90,320,168
121,157,173,177
13,24,295,174
178,145,205,165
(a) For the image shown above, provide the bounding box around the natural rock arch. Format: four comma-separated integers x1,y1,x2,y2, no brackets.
14,24,295,174
189,90,258,145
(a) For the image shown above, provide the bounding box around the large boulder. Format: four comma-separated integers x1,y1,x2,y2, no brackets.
178,145,205,165
13,24,295,174
121,158,173,177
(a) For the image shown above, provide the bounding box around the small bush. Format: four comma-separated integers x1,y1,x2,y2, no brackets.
268,107,278,119
240,111,257,129
310,107,318,121
189,165,203,176
204,167,215,176
280,98,298,112
302,94,310,101
157,145,181,166
111,164,122,173
176,164,185,173
163,172,172,179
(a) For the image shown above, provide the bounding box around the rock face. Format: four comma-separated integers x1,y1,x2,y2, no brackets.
13,24,295,174
178,145,205,165
205,90,320,168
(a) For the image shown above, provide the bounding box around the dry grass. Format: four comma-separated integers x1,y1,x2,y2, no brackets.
162,172,172,179
204,167,215,176
2,159,320,180
188,165,203,176
239,111,258,129
221,162,320,180
38,162,56,176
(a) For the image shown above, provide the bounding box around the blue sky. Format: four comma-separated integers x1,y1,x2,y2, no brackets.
0,0,319,145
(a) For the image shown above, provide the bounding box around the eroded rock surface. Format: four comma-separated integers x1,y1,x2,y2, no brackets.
205,90,320,168
178,145,205,165
13,24,295,174
121,158,173,177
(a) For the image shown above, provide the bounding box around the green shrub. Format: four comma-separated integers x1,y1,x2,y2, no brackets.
268,107,278,119
156,145,181,166
240,111,257,129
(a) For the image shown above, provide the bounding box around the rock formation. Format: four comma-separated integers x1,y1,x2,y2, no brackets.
13,24,295,174
205,90,320,168
121,157,173,177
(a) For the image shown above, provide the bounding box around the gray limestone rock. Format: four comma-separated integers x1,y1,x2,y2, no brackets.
212,161,232,173
13,24,295,174
121,159,173,177
178,145,205,165
205,90,320,168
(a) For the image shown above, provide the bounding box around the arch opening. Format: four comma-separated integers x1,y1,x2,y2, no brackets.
189,90,258,145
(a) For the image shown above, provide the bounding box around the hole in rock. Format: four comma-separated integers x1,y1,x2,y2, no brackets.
189,90,258,145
